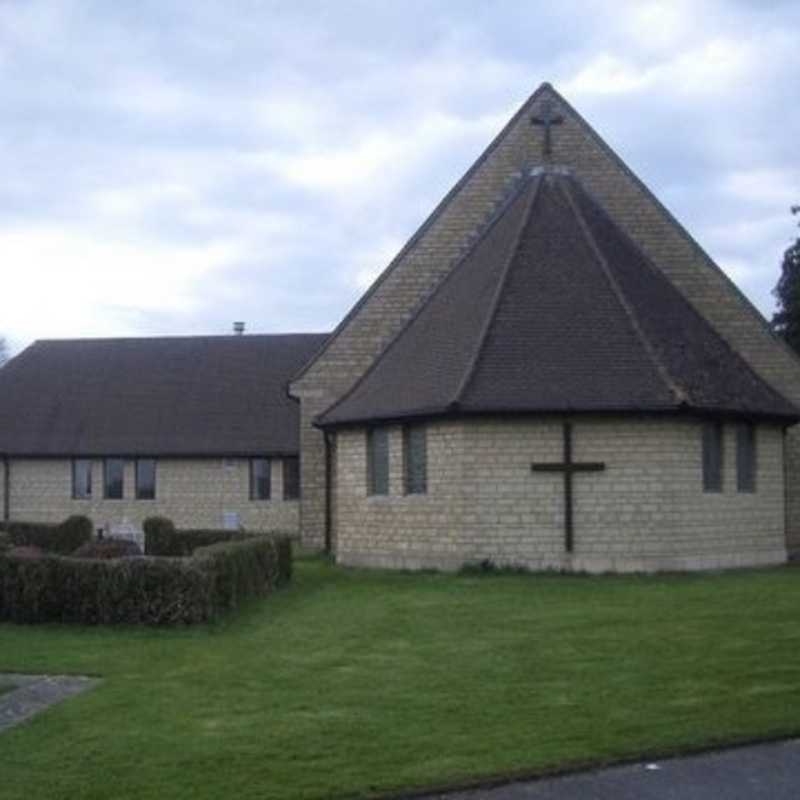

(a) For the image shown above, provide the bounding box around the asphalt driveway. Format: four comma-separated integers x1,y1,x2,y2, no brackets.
425,739,800,799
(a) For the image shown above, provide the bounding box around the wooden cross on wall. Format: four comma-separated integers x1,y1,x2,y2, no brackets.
531,422,605,553
530,99,564,159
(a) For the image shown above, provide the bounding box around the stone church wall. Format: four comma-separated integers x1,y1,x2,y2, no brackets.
292,85,800,556
334,417,786,573
4,457,299,541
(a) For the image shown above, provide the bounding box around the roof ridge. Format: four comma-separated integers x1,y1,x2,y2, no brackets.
558,176,689,406
290,81,557,390
450,174,543,409
314,173,538,427
32,332,328,345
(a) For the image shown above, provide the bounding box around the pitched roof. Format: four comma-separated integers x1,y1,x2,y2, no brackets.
0,333,327,456
318,170,798,427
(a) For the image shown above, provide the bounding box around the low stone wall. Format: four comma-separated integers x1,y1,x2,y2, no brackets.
5,457,299,537
334,416,787,573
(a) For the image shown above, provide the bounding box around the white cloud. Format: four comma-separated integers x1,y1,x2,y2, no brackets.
246,109,505,200
722,168,800,210
564,37,754,98
0,226,243,342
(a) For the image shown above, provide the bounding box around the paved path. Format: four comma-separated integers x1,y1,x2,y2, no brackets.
426,739,800,799
0,672,101,733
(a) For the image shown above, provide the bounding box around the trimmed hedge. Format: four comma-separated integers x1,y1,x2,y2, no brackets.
0,535,292,625
143,517,248,557
194,536,292,610
6,515,93,555
72,538,143,560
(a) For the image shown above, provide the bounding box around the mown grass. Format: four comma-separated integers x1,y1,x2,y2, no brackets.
0,559,799,799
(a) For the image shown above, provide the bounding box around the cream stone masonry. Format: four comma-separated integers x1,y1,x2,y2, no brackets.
334,418,786,573
291,83,800,555
4,457,298,536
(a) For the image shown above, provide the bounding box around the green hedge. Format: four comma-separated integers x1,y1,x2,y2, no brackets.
143,517,248,557
6,515,93,555
194,536,292,610
0,535,292,625
72,538,143,560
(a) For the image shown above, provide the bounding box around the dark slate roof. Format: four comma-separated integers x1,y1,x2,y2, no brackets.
0,334,327,456
318,169,798,427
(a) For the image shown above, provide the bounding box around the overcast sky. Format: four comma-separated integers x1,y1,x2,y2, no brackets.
0,0,798,353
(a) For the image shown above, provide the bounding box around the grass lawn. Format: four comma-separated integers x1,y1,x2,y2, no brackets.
0,560,799,799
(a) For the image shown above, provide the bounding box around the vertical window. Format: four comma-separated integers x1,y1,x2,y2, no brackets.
702,422,723,493
135,459,157,500
403,424,427,495
367,428,389,496
72,459,92,499
250,458,271,500
736,423,756,493
104,458,124,500
283,456,300,500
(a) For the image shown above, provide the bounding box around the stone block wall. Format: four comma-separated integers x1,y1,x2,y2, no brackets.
291,84,800,555
3,457,299,539
334,417,786,573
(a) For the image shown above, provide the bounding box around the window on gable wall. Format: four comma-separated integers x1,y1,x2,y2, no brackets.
702,422,723,493
736,423,756,493
403,424,427,495
367,428,389,496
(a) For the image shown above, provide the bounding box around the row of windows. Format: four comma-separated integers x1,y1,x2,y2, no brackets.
72,458,155,500
71,457,300,501
367,425,427,496
365,422,756,498
702,422,756,493
250,457,300,501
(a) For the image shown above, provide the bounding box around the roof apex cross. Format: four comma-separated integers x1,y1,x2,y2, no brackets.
530,98,564,159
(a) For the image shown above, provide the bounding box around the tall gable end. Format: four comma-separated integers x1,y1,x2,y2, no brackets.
293,82,800,553
292,83,800,406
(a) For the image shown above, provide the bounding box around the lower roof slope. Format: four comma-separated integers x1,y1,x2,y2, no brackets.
319,169,798,427
0,333,328,456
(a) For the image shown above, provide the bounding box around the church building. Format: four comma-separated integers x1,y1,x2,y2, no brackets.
290,82,800,572
2,82,800,571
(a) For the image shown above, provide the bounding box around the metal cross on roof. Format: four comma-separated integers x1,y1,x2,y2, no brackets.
531,422,605,553
530,99,564,159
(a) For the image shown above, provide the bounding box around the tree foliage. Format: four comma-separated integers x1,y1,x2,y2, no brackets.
771,206,800,353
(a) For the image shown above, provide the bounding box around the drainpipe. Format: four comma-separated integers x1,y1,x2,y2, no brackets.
783,427,791,561
324,432,333,554
2,455,9,524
